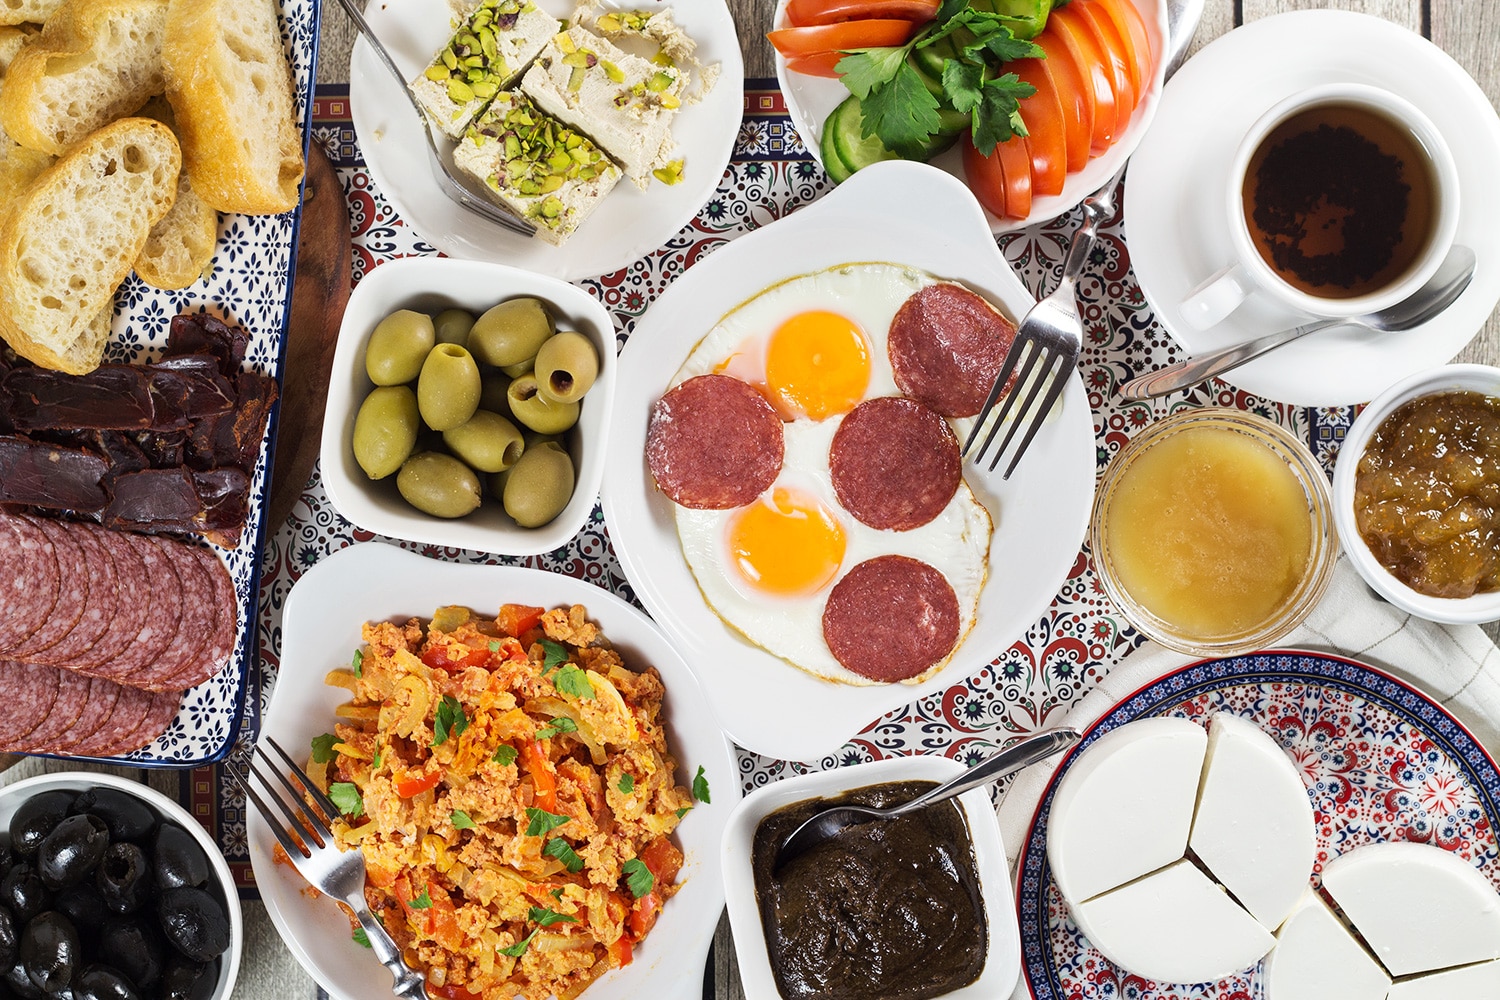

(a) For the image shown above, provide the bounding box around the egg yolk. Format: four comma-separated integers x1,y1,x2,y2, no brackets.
728,487,846,595
764,310,870,420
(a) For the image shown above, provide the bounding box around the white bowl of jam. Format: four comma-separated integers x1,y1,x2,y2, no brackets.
1333,363,1500,624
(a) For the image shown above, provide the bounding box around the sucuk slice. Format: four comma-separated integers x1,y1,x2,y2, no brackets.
88,686,181,757
147,538,218,690
646,374,784,510
821,555,960,682
184,545,237,687
16,666,91,753
30,522,119,666
888,283,1016,418
67,681,159,758
829,396,959,531
1385,958,1500,1000
1047,716,1206,905
1260,890,1391,1000
101,532,184,689
49,677,121,755
0,513,60,654
1320,842,1500,976
1188,713,1315,931
0,660,59,749
1071,858,1275,983
66,527,150,671
7,516,88,659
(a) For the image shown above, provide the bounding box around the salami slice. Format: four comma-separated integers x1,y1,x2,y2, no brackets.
50,677,121,754
146,539,218,690
0,661,60,749
72,684,178,758
99,533,184,690
91,688,182,757
68,528,150,671
17,668,92,752
830,397,961,531
822,555,961,682
646,374,784,509
8,517,89,659
183,546,238,688
30,523,119,666
888,283,1017,417
0,514,60,653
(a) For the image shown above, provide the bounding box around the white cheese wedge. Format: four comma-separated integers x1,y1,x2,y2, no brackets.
1047,717,1207,905
1321,842,1500,977
1386,959,1500,1000
1071,859,1275,983
1188,712,1315,931
1261,890,1391,1000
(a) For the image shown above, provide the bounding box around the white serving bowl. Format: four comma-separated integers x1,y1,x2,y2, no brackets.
0,771,243,1000
722,755,1020,1000
1332,363,1500,624
319,256,617,556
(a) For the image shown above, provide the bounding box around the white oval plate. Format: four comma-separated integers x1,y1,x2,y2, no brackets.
251,542,739,1000
349,0,743,280
774,0,1169,233
1126,9,1500,407
601,159,1097,763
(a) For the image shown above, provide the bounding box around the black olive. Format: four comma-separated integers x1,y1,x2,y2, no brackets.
96,920,164,992
0,866,48,924
158,956,215,1000
9,792,76,858
3,960,45,999
71,964,139,1000
68,791,155,847
0,840,15,883
94,845,149,917
0,906,15,969
150,826,209,892
52,882,107,931
155,888,228,963
37,816,109,891
19,910,79,993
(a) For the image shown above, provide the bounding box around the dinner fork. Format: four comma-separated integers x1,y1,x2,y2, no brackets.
229,737,430,1000
332,0,537,240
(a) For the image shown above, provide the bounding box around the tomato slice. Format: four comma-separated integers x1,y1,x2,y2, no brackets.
1035,27,1093,172
638,836,684,886
961,133,1008,219
393,767,442,799
785,0,939,26
431,986,485,1000
767,19,917,58
784,51,847,77
420,642,489,672
1093,0,1156,98
1072,0,1136,120
1049,4,1120,152
1012,57,1066,197
996,132,1033,219
627,891,663,940
607,935,634,967
523,740,558,813
498,603,544,638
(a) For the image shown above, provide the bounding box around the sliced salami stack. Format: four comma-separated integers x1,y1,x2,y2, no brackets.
0,511,238,756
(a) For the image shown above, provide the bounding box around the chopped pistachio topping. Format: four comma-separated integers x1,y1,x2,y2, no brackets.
425,0,524,97
470,96,613,226
652,158,685,185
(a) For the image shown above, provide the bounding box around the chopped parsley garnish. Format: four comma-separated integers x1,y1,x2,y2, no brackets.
543,837,585,873
550,887,563,900
492,744,518,767
538,638,569,673
617,773,635,794
352,927,371,948
623,858,654,899
692,765,711,804
525,807,571,838
535,717,578,740
310,732,338,764
329,782,363,817
451,810,477,830
352,648,363,677
432,695,468,747
372,750,382,769
553,665,595,700
499,930,537,957
674,806,691,819
410,886,432,909
488,639,502,653
528,906,578,927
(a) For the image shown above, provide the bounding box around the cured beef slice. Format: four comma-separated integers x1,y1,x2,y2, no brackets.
888,283,1017,418
0,437,110,512
822,555,961,682
829,397,961,531
646,374,784,509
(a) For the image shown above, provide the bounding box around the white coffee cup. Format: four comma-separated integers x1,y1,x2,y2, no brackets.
1181,82,1460,331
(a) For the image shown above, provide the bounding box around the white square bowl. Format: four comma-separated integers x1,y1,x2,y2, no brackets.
319,256,616,555
721,755,1020,1000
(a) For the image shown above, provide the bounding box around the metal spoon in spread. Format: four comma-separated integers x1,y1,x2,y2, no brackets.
773,727,1081,872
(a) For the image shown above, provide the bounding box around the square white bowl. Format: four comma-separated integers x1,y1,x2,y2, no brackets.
319,256,616,555
721,755,1020,1000
1332,363,1500,624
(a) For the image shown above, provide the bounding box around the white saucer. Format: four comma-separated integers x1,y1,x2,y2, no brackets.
348,0,743,281
1125,10,1500,407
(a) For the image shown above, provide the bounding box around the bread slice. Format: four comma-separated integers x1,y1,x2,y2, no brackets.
0,0,168,156
0,117,179,373
0,0,62,27
162,0,303,214
0,123,52,205
135,169,216,288
0,23,38,73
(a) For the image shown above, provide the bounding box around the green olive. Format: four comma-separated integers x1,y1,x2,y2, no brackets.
522,429,560,450
469,298,555,368
396,451,483,518
500,360,534,379
365,309,436,386
442,410,525,473
417,343,482,432
479,371,512,414
534,330,600,404
351,385,419,480
433,308,476,347
488,469,510,502
503,441,575,527
507,372,579,434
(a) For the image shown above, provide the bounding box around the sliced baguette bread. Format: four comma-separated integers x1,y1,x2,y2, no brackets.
162,0,303,214
0,0,62,27
0,117,179,373
135,169,217,288
0,0,168,156
0,23,37,73
0,122,52,205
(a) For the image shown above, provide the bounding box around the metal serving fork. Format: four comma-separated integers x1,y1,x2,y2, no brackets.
332,0,536,240
230,737,429,1000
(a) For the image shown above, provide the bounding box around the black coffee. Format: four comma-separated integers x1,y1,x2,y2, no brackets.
1242,102,1436,299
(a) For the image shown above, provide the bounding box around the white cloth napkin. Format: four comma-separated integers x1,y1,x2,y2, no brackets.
996,554,1500,998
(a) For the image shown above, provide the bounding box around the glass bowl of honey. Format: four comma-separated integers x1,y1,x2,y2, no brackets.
1091,408,1338,655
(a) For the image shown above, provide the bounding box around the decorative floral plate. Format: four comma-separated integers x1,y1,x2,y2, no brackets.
1016,650,1500,999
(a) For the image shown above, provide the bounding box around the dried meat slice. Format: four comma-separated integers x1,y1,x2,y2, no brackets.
829,397,961,531
888,283,1017,417
0,513,60,653
0,660,60,749
7,517,89,659
646,374,784,509
30,522,118,666
822,555,961,682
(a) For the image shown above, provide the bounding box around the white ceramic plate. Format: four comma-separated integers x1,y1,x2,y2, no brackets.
1125,9,1500,407
601,159,1097,763
250,542,739,1000
774,0,1169,233
348,0,743,281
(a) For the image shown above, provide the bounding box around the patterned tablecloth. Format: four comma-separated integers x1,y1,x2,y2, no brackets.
196,81,1360,893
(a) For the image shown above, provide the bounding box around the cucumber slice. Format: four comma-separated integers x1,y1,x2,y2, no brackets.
912,30,966,80
936,106,969,136
819,105,855,184
828,95,902,175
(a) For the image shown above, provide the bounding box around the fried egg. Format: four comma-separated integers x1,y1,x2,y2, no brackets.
667,263,994,686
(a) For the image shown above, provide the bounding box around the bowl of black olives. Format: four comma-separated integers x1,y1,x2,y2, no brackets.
0,773,241,1000
320,256,617,556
